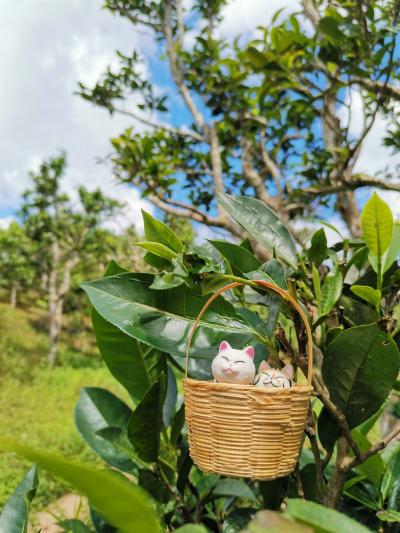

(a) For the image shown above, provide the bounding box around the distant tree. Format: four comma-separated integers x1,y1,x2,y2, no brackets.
79,0,400,252
0,222,34,308
20,154,122,365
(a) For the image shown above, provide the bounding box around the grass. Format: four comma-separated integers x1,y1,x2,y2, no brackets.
0,302,131,510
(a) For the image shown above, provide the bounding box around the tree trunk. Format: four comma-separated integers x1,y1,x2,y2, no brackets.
10,283,18,308
47,241,60,366
47,248,78,366
337,190,361,237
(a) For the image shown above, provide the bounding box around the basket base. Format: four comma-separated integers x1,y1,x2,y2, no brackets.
191,458,296,480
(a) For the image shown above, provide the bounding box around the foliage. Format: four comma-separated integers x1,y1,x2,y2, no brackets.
3,192,399,531
79,0,400,243
0,222,35,307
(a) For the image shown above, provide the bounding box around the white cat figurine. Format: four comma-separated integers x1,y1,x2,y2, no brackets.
253,361,294,388
211,341,256,384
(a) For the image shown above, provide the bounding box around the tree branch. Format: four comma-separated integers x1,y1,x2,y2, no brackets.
304,174,400,195
163,1,206,130
113,107,204,142
344,423,400,471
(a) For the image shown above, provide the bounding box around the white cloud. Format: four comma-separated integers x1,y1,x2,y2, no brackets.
0,0,154,228
0,216,15,229
218,0,299,39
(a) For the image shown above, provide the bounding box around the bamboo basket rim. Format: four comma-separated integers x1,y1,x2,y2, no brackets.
185,279,313,386
183,377,313,393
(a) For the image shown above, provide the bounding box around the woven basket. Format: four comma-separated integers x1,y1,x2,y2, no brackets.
183,280,313,480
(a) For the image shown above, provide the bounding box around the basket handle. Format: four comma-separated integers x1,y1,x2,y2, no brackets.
185,280,313,386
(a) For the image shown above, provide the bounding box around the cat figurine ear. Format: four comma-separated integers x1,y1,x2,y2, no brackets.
258,361,271,372
244,346,254,359
219,340,231,352
281,364,294,380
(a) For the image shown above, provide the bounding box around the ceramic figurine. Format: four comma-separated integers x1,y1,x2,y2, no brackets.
211,341,256,384
253,361,293,388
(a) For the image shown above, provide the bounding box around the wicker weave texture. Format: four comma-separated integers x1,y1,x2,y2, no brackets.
183,378,312,480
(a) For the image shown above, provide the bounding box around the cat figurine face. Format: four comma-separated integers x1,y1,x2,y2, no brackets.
253,361,294,388
211,341,256,385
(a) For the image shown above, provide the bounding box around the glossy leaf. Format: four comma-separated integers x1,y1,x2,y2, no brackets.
361,193,393,258
322,324,400,428
222,508,256,533
0,465,38,533
90,262,165,403
163,365,177,427
350,285,381,310
308,228,327,267
370,221,400,274
382,447,400,501
75,388,136,472
209,240,261,274
218,193,297,267
320,264,342,315
285,498,371,532
212,478,257,501
82,273,261,363
0,437,161,533
142,209,184,253
351,430,384,487
128,376,166,462
134,241,178,260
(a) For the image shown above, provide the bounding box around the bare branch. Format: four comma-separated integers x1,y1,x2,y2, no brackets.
163,1,206,130
301,0,320,27
352,77,400,100
113,107,204,142
304,174,400,195
344,423,400,471
241,138,277,208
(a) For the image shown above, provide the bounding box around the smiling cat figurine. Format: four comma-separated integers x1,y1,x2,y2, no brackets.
211,341,256,385
253,361,294,388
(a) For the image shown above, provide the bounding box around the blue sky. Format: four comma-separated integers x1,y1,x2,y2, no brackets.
0,0,399,240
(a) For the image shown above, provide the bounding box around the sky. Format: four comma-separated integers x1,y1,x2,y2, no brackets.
0,0,399,239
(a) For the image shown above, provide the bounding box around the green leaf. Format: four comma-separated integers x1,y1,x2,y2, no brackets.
382,447,400,501
174,526,208,533
212,478,257,501
285,498,372,532
370,221,400,274
58,518,94,532
361,193,393,257
218,193,297,267
223,508,256,533
0,465,38,533
351,430,384,487
322,324,400,428
0,437,161,533
75,388,135,472
163,366,177,427
209,240,262,273
320,264,343,315
312,264,322,310
350,285,381,310
128,376,166,462
308,229,327,267
377,509,400,523
90,264,165,404
142,210,184,253
81,273,260,363
318,16,343,43
134,241,178,260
